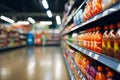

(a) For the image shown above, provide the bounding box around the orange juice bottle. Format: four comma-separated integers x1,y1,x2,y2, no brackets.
91,28,96,51
79,33,82,46
92,0,102,16
84,30,88,48
95,66,107,80
107,71,114,80
102,26,109,55
94,27,102,53
86,29,90,49
82,31,86,48
87,29,90,49
107,24,116,57
114,22,120,60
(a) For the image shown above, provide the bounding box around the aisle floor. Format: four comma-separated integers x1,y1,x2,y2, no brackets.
0,47,69,80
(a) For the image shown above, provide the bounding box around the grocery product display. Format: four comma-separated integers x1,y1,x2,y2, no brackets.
61,0,120,80
62,42,120,80
0,24,27,51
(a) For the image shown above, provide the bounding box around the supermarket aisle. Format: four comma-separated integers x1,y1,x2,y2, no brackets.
0,47,69,80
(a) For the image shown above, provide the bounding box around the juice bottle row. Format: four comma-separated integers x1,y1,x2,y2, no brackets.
63,22,120,60
62,42,120,80
73,0,118,26
65,44,120,80
74,51,120,80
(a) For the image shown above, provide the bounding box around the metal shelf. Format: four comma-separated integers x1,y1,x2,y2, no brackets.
62,48,75,80
60,0,86,34
66,41,120,73
69,52,87,80
0,45,26,51
67,0,85,16
61,2,120,35
64,46,87,80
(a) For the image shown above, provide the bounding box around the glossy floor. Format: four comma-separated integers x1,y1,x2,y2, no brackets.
0,47,70,80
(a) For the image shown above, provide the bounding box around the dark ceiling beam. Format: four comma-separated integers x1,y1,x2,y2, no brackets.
0,12,63,17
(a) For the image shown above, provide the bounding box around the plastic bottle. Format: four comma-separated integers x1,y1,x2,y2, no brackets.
91,28,96,51
86,59,97,80
107,24,116,57
87,29,90,49
114,22,120,60
102,26,109,55
95,27,102,53
92,0,102,16
107,71,114,80
95,66,107,80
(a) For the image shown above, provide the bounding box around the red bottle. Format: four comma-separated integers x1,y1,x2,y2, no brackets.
102,26,109,55
114,22,120,60
107,24,116,57
95,66,107,80
107,71,114,80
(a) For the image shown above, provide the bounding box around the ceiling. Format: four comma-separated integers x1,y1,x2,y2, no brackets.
0,0,67,27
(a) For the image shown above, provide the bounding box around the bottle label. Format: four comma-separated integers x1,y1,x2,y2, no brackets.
114,40,120,59
107,40,114,57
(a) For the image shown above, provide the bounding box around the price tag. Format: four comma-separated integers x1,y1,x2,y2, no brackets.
72,76,74,80
89,52,93,57
78,71,80,74
82,77,86,80
102,10,108,17
109,8,117,12
94,54,99,60
75,46,78,49
74,65,76,68
84,50,87,53
117,64,120,73
93,15,98,21
79,48,81,51
80,74,83,78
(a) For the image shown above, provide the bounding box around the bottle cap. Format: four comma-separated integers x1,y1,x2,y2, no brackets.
108,71,114,77
96,26,101,30
110,24,115,29
104,25,109,30
117,22,120,28
97,66,103,71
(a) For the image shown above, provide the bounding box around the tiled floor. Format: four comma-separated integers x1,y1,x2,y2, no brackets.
0,46,69,80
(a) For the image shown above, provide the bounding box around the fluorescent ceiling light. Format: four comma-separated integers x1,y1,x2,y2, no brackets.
17,21,30,25
46,10,52,18
39,21,52,25
56,15,61,25
28,17,35,24
42,0,49,9
0,15,14,24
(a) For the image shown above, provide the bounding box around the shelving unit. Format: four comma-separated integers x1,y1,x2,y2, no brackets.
66,41,120,73
61,2,120,35
62,47,76,80
0,24,27,51
61,0,85,34
64,45,87,80
61,0,120,79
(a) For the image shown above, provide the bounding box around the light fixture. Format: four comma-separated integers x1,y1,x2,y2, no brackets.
42,0,49,9
46,10,52,18
27,17,35,24
17,21,30,25
0,15,14,24
56,15,61,25
39,21,52,25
